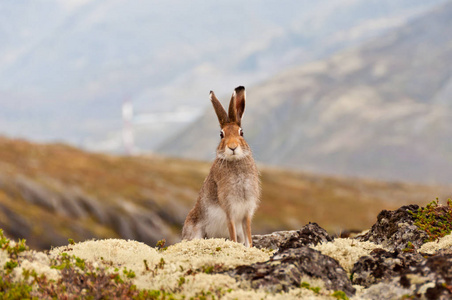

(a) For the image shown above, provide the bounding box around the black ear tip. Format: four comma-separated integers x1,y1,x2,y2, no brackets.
235,86,245,92
209,90,213,95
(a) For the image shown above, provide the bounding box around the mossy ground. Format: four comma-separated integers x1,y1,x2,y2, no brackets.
1,229,358,299
3,226,452,299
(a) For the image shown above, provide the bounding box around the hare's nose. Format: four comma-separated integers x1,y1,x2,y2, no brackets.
229,146,237,152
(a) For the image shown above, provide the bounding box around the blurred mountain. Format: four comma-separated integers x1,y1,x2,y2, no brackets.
159,1,452,184
0,0,447,152
0,136,447,250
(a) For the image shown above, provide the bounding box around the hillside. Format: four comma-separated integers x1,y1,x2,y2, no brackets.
0,136,449,250
159,1,452,184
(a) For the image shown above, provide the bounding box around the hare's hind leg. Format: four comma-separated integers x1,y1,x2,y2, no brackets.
182,222,204,241
242,215,253,248
236,224,245,244
226,217,237,242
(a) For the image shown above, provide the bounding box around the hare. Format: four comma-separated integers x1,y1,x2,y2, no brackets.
182,86,260,247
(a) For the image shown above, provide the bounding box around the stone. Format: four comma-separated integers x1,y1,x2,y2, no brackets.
277,222,333,252
252,222,332,251
252,230,299,250
351,248,424,287
401,254,452,299
226,246,355,297
359,205,428,251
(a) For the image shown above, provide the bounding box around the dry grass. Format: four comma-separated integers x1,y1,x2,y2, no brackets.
257,166,450,233
0,136,449,249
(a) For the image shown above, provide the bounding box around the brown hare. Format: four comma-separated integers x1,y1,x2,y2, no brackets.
182,86,260,247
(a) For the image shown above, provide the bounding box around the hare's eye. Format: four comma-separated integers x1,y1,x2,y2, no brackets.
239,128,243,137
220,130,224,139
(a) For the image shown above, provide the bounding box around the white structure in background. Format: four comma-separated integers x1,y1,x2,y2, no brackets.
121,99,203,155
122,99,135,155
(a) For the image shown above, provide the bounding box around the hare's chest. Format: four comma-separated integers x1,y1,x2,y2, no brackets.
221,173,258,210
229,173,257,197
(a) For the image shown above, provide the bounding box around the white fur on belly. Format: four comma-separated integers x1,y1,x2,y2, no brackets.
204,205,230,238
204,198,257,242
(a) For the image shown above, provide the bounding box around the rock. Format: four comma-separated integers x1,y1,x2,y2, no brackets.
140,190,189,228
252,222,332,250
252,230,299,250
15,176,60,213
226,246,355,297
0,203,32,239
359,254,452,300
358,281,413,300
117,199,179,245
435,248,452,256
359,205,428,251
74,191,110,224
351,248,425,287
277,222,333,252
400,254,452,299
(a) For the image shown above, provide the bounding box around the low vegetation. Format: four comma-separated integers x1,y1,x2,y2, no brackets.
410,198,452,242
2,200,452,299
1,231,332,299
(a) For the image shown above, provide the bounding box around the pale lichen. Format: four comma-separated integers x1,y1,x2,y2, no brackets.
50,238,271,293
12,251,60,282
419,233,452,254
312,238,382,273
0,249,9,267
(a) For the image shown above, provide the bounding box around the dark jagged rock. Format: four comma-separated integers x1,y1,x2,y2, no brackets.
0,202,32,239
360,253,452,300
435,248,452,256
351,248,425,287
226,246,355,297
252,222,332,250
277,222,333,252
401,254,452,299
359,205,428,251
252,230,299,250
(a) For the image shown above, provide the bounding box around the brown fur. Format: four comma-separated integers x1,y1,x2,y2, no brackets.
182,86,260,247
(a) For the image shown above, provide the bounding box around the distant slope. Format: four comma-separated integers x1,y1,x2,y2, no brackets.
0,136,448,250
159,1,452,184
0,0,446,152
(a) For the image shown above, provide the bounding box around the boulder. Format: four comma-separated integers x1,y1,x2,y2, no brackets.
401,254,452,299
252,230,299,250
226,246,355,297
277,222,333,252
358,254,452,300
351,248,425,287
252,222,332,251
359,205,428,251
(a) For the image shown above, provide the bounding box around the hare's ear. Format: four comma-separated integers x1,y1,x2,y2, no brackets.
232,86,245,126
210,91,229,127
228,91,238,124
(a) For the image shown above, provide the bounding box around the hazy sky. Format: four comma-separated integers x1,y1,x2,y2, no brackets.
0,0,446,152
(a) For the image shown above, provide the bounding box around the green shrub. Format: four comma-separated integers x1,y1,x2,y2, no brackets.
0,229,29,258
332,290,349,300
0,276,33,299
300,282,321,294
410,199,452,242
